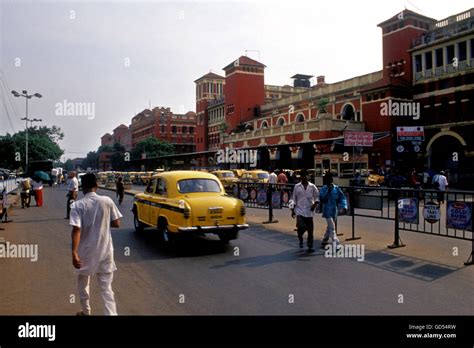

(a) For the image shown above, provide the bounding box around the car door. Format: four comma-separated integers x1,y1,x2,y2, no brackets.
142,178,156,225
150,178,167,227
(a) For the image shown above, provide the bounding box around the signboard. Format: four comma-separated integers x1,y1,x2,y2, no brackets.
271,192,281,209
257,189,267,205
398,198,419,224
250,188,257,201
423,201,440,224
396,126,424,142
282,191,290,204
343,131,374,147
446,201,473,231
240,188,249,200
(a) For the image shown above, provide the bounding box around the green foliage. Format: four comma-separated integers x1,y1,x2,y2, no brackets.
317,98,329,113
81,151,99,170
64,159,74,171
131,137,174,160
0,126,64,169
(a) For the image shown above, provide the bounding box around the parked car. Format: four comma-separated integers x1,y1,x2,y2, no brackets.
132,171,248,244
239,170,270,183
367,169,385,186
211,170,239,189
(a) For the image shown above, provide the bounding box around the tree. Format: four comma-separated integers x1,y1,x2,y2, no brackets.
64,159,74,171
81,151,99,170
0,126,64,170
131,137,174,160
317,98,329,113
110,143,127,170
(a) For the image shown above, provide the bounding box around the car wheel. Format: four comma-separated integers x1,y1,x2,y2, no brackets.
158,220,173,245
133,209,145,233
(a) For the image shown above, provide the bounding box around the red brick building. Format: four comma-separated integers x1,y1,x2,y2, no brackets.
194,72,225,155
191,8,474,187
100,106,196,169
129,106,196,154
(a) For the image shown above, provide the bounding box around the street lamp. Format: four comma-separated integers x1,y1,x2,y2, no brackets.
11,90,43,173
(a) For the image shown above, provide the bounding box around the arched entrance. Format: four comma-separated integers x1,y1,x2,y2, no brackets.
427,132,466,185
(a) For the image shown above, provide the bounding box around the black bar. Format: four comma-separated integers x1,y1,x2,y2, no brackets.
1,316,473,345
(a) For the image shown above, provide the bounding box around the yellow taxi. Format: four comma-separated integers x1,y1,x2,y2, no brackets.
211,170,239,188
367,169,385,186
132,171,248,244
239,170,270,183
138,171,154,185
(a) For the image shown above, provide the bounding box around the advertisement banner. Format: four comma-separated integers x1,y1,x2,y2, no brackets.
423,201,440,224
343,131,374,147
398,198,419,224
446,201,473,231
396,126,424,142
271,191,281,209
257,189,267,205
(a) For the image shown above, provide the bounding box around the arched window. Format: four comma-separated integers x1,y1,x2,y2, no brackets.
182,126,187,134
277,117,285,126
161,125,165,133
172,126,177,133
341,104,356,121
296,113,305,123
189,127,194,134
261,121,268,129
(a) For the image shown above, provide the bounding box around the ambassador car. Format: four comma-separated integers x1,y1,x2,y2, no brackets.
132,171,248,244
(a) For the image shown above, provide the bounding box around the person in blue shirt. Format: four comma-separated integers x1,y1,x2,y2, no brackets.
319,172,347,248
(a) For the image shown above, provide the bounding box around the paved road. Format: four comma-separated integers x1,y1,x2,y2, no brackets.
0,186,473,315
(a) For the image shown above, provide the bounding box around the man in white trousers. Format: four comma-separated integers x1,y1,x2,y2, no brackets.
70,173,122,315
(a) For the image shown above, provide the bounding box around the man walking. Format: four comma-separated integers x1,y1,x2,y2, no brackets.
66,171,79,219
277,169,288,184
20,177,31,209
116,177,124,205
70,173,122,316
289,169,319,252
432,170,448,204
268,168,277,184
319,172,347,248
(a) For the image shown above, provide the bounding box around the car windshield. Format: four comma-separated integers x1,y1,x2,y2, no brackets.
257,173,269,179
177,179,221,193
222,172,235,178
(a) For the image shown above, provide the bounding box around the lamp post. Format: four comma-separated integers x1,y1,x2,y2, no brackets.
11,90,42,173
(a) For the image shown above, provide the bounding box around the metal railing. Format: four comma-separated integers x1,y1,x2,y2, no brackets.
230,182,474,265
0,179,18,195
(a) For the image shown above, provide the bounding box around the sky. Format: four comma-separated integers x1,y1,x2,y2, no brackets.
0,0,472,160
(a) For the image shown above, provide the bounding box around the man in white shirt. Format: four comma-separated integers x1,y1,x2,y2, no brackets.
432,170,448,204
66,171,79,219
268,168,277,184
289,169,319,252
70,173,122,315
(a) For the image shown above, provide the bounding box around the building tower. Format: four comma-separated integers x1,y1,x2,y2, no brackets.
194,72,225,154
222,56,266,132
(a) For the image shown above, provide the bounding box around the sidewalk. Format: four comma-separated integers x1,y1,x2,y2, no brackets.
98,184,473,268
245,206,473,269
